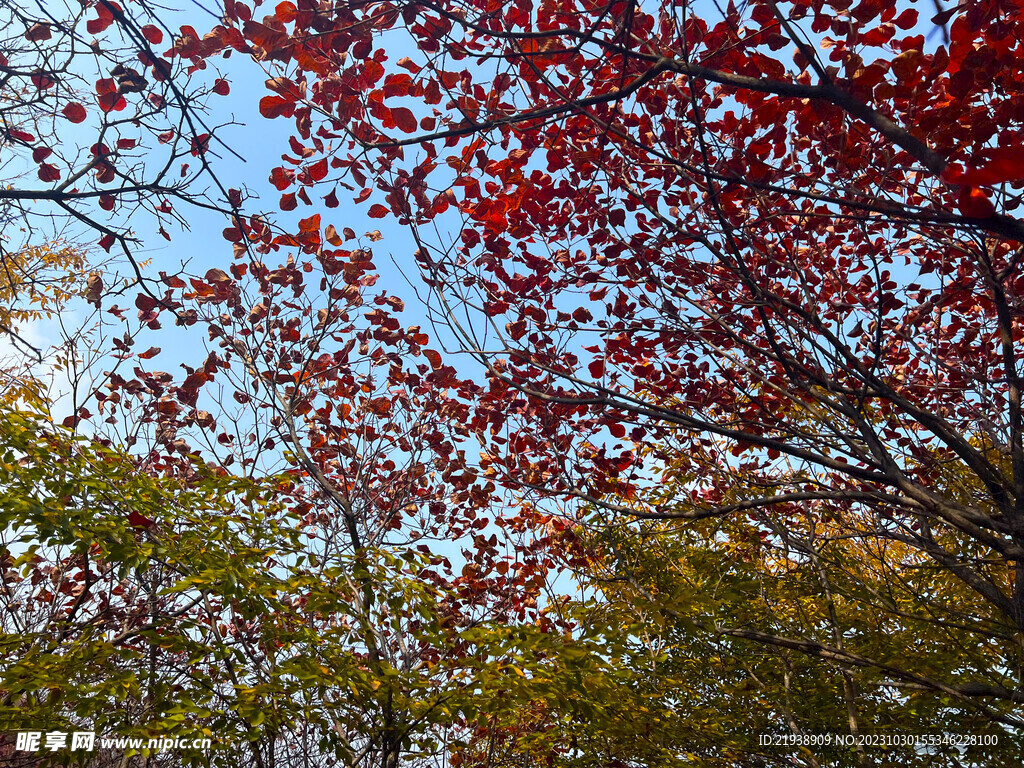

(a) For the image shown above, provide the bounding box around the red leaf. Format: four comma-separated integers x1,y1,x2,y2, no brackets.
397,57,421,73
205,268,231,283
87,16,113,35
191,133,211,156
298,214,321,232
128,511,157,530
384,74,414,99
608,423,626,439
32,147,52,162
99,233,116,252
362,59,385,86
270,166,295,190
95,161,115,184
25,23,52,42
137,346,161,360
368,204,389,218
7,128,34,143
288,136,308,156
37,163,61,182
97,92,127,113
30,72,54,90
324,189,339,208
424,349,442,369
308,158,328,181
893,9,918,29
588,359,604,378
957,186,995,218
939,163,966,183
276,1,298,22
953,147,1024,187
259,95,295,119
245,20,289,52
391,107,417,133
135,293,159,312
62,102,88,123
141,24,164,44
212,78,230,96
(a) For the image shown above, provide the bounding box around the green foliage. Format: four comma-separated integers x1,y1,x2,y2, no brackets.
552,506,1024,768
0,407,599,767
0,406,296,761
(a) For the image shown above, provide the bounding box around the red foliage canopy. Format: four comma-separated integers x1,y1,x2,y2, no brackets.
191,0,1024,568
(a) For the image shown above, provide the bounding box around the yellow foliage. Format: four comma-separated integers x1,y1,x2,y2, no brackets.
0,242,88,329
0,241,90,407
